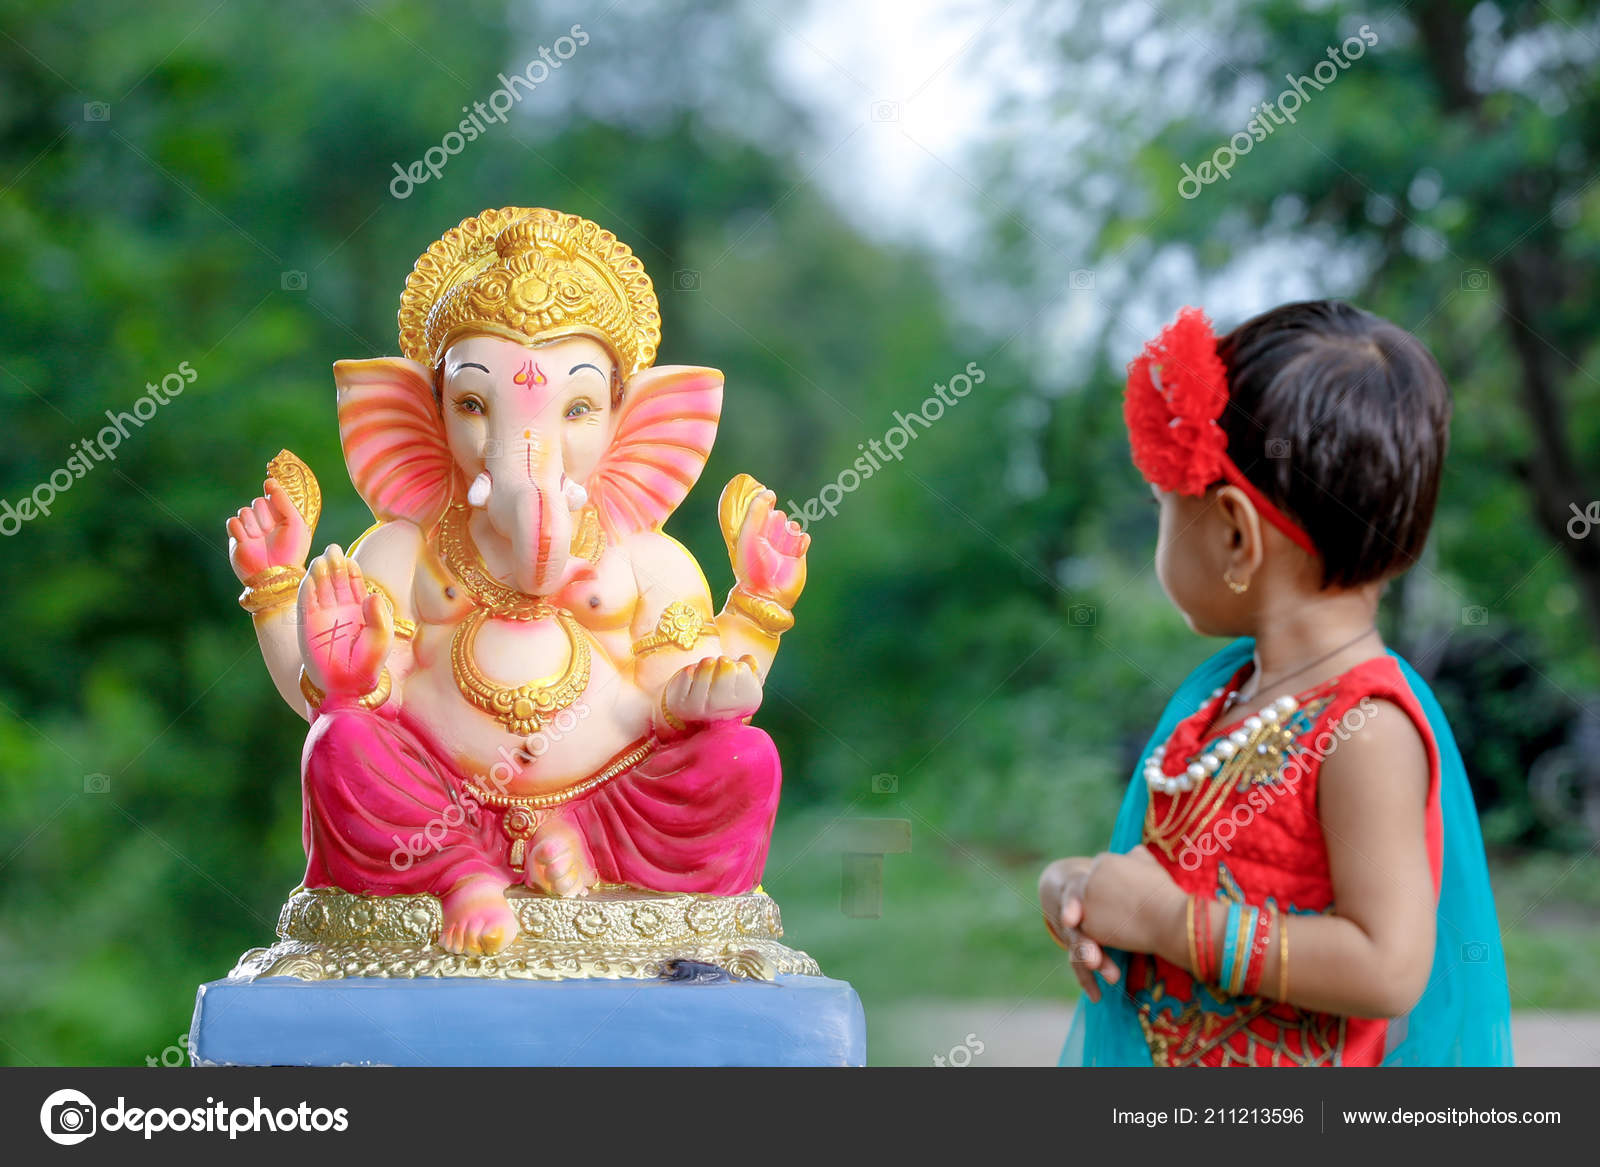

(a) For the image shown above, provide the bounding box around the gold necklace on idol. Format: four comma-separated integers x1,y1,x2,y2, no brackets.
435,503,594,736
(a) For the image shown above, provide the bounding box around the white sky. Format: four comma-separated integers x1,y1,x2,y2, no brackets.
761,0,1023,249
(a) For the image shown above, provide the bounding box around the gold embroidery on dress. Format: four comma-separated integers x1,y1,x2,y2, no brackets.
1138,988,1347,1067
1144,695,1334,860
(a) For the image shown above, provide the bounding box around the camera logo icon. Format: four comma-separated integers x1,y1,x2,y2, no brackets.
1266,438,1291,458
870,772,898,794
672,269,701,292
1461,940,1490,963
83,102,111,122
40,1088,97,1145
1068,269,1095,291
1068,602,1097,626
870,100,900,122
280,270,308,292
1461,605,1489,626
1460,269,1491,291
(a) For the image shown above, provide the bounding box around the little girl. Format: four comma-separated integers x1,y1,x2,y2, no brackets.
1041,301,1513,1066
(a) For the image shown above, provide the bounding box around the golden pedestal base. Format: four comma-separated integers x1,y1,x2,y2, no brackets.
229,885,822,982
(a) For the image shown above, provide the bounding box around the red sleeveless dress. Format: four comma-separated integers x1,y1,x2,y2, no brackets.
1129,655,1443,1066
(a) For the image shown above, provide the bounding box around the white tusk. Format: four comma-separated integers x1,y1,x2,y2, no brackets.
467,471,492,508
562,478,588,510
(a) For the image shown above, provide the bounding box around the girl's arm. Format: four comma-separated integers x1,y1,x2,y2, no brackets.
1276,699,1436,1017
1076,700,1436,1018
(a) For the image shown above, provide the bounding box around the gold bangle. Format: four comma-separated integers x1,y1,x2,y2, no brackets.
300,667,391,711
1277,904,1289,1002
659,689,687,732
1186,895,1199,979
726,587,794,636
631,601,707,657
239,565,305,614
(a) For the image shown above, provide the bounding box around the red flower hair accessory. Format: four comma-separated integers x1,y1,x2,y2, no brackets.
1124,307,1317,556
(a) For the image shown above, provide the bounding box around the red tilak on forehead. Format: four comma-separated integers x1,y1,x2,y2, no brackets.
512,359,547,388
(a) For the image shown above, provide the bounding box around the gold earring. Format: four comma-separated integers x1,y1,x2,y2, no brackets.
1223,570,1249,595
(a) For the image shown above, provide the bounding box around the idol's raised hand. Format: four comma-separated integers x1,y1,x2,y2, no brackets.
226,476,312,582
297,545,392,699
725,477,808,609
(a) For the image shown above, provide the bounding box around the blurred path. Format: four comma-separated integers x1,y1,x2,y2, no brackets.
873,1000,1600,1066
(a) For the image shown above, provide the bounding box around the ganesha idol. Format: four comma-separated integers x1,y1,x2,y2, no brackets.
215,207,823,986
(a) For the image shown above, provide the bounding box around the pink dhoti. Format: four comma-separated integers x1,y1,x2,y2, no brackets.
300,705,781,897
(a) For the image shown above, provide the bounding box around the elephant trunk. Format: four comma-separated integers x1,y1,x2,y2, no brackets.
483,435,576,597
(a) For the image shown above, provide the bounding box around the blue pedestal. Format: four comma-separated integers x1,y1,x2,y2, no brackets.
190,975,865,1067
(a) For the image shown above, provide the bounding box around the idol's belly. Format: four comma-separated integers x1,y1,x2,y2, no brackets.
400,623,652,796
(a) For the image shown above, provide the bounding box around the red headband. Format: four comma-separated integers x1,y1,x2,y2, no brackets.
1124,307,1318,557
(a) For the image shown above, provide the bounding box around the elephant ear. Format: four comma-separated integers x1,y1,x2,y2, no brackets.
334,357,457,529
588,365,724,536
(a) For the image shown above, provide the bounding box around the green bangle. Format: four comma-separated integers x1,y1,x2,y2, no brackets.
1232,905,1259,995
1220,900,1243,993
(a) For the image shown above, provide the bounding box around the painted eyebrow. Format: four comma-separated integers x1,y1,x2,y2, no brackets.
569,362,606,382
452,361,490,374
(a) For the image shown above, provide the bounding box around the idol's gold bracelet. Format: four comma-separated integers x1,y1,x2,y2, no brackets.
239,565,305,614
300,667,391,712
659,689,687,732
726,587,794,637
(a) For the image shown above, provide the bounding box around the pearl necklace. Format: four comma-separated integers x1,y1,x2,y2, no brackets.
1143,690,1300,795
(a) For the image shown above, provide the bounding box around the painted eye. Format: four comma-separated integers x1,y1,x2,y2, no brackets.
564,399,594,419
456,396,485,416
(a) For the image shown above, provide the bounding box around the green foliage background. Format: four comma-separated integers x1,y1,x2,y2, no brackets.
1,0,1597,1065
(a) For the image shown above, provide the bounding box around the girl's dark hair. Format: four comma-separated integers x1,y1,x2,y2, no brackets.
1216,300,1452,588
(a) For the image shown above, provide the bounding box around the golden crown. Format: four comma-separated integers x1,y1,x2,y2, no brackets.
397,207,661,376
